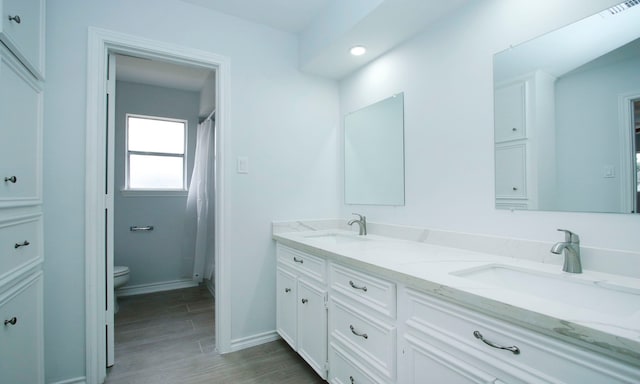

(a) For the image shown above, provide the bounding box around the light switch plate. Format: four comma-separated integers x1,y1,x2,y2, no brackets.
237,156,249,174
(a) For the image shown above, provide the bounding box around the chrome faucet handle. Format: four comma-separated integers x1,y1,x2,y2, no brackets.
351,213,365,221
557,229,579,243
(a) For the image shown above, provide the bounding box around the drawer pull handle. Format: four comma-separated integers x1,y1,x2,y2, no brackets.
4,317,17,326
349,280,367,292
350,376,355,384
130,225,153,231
293,256,303,264
15,240,30,249
285,288,291,293
8,15,21,24
301,298,308,304
4,176,17,183
473,331,520,355
349,324,368,339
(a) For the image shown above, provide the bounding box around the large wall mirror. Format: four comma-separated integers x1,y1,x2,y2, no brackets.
345,93,405,205
493,1,640,213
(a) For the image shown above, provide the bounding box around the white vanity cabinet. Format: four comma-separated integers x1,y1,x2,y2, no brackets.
398,287,640,384
0,0,45,79
328,262,397,383
276,244,328,379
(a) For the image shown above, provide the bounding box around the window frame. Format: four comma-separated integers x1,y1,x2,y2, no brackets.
124,113,188,193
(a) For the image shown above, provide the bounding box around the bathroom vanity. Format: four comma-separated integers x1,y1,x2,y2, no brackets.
273,221,640,384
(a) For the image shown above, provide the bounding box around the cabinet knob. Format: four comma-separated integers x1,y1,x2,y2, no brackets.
8,15,21,24
14,240,30,249
4,317,17,326
512,127,517,132
284,288,291,293
301,298,308,304
512,187,518,191
4,176,17,183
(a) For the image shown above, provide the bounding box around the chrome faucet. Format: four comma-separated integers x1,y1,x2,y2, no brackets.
550,229,582,273
348,213,367,236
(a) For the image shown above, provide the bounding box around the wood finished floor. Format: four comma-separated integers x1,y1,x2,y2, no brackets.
106,285,325,384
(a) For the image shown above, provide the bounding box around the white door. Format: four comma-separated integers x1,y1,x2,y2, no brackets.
105,53,116,367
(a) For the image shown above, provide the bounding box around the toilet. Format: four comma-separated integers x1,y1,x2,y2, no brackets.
113,265,130,314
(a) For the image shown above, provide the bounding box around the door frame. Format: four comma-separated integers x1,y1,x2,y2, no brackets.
85,27,231,383
619,91,640,213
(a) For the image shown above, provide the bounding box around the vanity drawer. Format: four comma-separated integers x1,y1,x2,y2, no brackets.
330,262,396,318
277,244,326,283
329,341,389,384
403,288,640,384
330,296,396,380
0,214,42,280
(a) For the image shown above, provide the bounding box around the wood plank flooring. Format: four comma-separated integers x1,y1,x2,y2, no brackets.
106,285,325,384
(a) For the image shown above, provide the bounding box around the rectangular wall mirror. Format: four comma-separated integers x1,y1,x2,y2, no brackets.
345,93,405,205
493,1,640,213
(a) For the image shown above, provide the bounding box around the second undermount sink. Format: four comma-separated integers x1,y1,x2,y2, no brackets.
302,232,368,245
452,264,640,317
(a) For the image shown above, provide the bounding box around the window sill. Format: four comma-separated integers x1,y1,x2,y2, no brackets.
120,189,188,197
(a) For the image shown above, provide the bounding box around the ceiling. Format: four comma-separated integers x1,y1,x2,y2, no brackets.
181,0,332,33
116,0,473,100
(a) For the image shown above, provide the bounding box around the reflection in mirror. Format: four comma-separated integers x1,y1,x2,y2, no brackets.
493,1,640,213
345,93,405,205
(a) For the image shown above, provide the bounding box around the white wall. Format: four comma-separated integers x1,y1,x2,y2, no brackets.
339,0,640,254
114,81,199,286
43,0,339,381
555,48,640,212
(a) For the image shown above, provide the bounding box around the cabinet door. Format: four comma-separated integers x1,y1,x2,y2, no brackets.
276,267,297,349
0,273,44,384
0,46,42,207
495,143,527,199
494,82,526,142
401,333,497,384
298,278,328,379
0,0,45,78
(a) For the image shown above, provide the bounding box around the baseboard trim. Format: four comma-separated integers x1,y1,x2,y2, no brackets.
117,278,198,297
229,330,280,352
49,377,86,384
204,278,214,297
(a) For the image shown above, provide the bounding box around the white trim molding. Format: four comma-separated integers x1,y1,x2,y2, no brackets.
85,27,231,384
230,330,281,352
49,377,87,384
116,278,198,297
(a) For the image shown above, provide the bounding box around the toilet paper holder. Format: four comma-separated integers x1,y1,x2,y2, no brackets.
130,225,154,232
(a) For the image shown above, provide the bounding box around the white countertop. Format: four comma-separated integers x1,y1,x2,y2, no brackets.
273,228,640,367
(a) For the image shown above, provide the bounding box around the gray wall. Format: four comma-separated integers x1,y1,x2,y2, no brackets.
114,81,199,286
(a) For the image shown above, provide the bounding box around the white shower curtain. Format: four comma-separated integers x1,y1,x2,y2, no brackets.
185,116,215,283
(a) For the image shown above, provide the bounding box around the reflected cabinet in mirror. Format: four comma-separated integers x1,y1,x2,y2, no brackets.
493,1,640,213
344,93,405,205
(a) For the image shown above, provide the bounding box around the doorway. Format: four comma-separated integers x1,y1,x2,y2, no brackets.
85,28,231,384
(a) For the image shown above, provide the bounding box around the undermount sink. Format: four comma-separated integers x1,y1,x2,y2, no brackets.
452,264,640,316
302,232,368,245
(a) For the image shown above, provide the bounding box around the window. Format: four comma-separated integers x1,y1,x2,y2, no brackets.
126,114,187,190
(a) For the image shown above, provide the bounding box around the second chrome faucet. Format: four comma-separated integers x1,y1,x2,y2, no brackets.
550,228,582,273
348,213,367,236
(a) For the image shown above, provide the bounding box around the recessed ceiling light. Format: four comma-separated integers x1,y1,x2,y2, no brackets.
350,46,366,56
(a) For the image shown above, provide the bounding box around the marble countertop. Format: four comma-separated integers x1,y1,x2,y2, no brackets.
272,227,640,367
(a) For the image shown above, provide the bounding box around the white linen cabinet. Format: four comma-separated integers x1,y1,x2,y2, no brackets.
0,0,45,383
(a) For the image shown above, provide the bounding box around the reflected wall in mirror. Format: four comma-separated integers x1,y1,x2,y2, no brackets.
345,93,405,205
493,1,640,213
